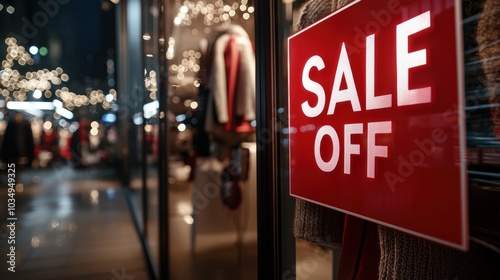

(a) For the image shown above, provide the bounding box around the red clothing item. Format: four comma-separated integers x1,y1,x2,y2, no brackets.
223,34,240,132
337,215,379,280
223,34,254,133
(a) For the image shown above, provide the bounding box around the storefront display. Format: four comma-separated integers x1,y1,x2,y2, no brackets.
188,4,258,264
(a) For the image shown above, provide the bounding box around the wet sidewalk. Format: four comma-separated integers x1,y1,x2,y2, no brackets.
0,165,150,280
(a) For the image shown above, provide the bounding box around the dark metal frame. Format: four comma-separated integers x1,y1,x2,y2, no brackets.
255,1,296,279
158,0,170,278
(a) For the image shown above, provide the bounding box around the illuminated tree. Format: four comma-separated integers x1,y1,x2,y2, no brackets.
0,37,116,115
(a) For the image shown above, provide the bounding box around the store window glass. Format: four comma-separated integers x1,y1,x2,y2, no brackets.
163,1,258,279
142,0,162,274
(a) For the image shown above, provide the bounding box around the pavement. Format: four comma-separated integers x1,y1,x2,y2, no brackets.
0,164,150,280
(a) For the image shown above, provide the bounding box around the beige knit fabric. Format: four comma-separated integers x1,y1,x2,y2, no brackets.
294,200,345,248
295,0,352,31
379,226,496,279
378,226,459,279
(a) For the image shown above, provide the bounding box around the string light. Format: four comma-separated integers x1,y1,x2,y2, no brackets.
0,37,117,112
169,1,254,87
169,49,201,84
173,0,254,27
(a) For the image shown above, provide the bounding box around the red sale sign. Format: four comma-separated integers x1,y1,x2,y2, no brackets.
288,0,468,250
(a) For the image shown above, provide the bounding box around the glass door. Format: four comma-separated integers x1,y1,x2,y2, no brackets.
161,1,259,279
